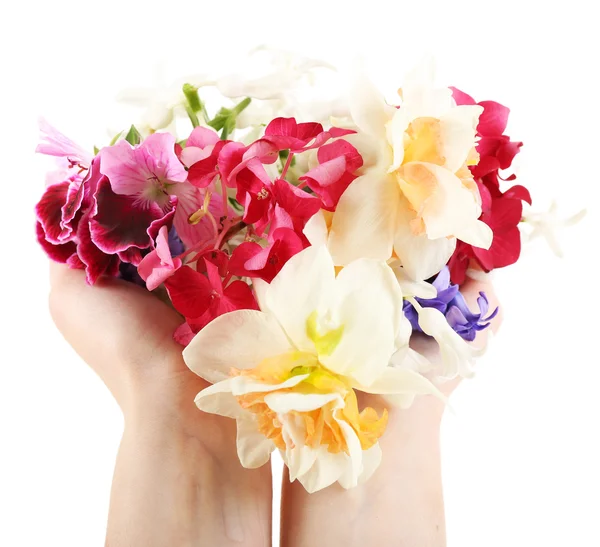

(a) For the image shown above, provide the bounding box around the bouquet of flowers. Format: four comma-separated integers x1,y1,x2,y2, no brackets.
34,53,580,493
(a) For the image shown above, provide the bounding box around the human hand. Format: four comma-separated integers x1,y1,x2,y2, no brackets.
49,263,272,547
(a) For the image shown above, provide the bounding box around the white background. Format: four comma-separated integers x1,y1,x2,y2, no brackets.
1,1,599,545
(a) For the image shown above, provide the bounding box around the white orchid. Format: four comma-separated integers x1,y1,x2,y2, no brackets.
523,201,586,258
183,246,441,492
327,61,493,281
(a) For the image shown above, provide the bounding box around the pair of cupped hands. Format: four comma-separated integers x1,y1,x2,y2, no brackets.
49,261,500,547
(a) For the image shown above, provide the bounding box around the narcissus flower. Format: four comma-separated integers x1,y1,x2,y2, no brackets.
328,62,493,281
183,246,440,492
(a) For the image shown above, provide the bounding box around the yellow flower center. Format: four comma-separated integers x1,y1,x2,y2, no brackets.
232,314,388,454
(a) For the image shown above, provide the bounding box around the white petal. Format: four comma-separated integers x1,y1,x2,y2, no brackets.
194,379,246,419
328,172,399,265
321,260,402,385
230,373,310,396
386,108,410,171
358,443,382,485
355,366,444,409
401,58,453,119
393,264,437,299
236,417,275,468
295,447,345,493
264,392,342,413
347,63,394,138
440,105,483,172
336,419,363,489
183,310,293,383
280,415,319,481
252,278,269,312
265,245,336,352
393,195,456,281
407,162,492,248
303,210,329,247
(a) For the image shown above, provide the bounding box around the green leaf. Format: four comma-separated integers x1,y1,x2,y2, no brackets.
109,131,123,146
93,145,100,155
125,125,142,146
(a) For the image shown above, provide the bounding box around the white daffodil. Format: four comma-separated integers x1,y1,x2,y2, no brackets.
407,297,487,379
328,61,493,281
183,246,441,493
522,201,587,258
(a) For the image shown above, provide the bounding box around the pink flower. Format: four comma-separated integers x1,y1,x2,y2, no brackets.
229,227,305,282
137,226,182,290
179,126,230,190
100,132,220,250
299,139,363,210
165,261,258,338
36,117,92,169
263,117,354,153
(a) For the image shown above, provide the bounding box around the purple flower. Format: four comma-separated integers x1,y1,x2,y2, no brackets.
403,266,498,341
446,291,499,342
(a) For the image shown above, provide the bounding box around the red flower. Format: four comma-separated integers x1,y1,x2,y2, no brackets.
165,261,258,340
229,227,305,282
447,88,532,284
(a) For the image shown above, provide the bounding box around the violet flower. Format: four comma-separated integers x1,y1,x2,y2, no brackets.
403,266,498,341
446,291,499,342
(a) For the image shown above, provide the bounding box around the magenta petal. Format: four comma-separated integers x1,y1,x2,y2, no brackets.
35,182,70,243
449,87,476,105
165,266,213,319
504,184,532,205
141,133,188,183
477,101,510,136
36,221,77,263
36,118,92,167
90,178,174,255
77,213,121,284
222,280,259,311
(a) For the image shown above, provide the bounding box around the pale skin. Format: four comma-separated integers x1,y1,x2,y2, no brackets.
48,262,500,547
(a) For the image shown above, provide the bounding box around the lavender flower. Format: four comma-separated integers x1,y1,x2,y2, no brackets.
403,266,498,341
446,291,499,342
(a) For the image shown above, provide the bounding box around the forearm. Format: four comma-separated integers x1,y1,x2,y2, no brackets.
280,397,446,547
105,417,272,547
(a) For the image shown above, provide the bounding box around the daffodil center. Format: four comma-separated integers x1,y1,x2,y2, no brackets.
231,350,388,455
402,117,445,166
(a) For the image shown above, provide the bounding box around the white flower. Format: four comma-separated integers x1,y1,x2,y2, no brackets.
183,246,441,492
327,60,492,281
523,201,587,258
214,47,348,128
116,62,212,132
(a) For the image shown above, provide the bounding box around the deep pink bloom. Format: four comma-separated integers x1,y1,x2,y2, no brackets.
263,117,354,153
447,88,531,284
229,227,305,282
165,261,258,336
138,226,182,290
269,179,321,236
299,139,363,210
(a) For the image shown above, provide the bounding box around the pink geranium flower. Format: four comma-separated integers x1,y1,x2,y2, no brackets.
138,225,182,290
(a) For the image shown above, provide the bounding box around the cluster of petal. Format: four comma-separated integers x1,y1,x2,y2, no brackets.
183,246,441,492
